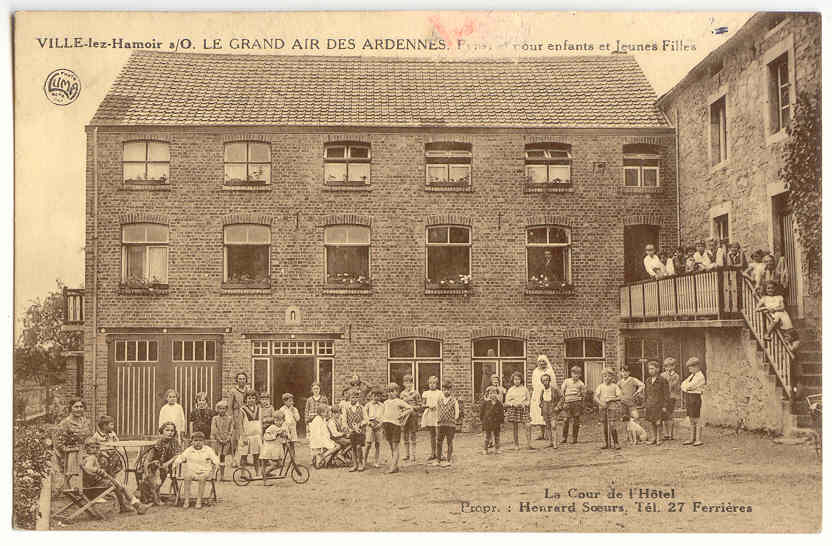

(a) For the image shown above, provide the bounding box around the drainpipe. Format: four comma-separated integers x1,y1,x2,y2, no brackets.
91,127,99,425
674,109,682,247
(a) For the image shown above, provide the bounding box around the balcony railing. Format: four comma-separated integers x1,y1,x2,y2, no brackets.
63,287,84,324
619,268,742,321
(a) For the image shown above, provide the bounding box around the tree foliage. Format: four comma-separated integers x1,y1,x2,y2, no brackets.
15,280,83,385
780,91,821,294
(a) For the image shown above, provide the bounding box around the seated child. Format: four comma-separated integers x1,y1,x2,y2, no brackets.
173,432,219,509
149,421,181,495
90,415,124,478
82,438,149,515
319,405,350,466
260,414,287,476
756,280,799,350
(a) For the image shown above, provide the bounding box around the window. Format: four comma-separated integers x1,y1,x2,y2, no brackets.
224,141,271,185
472,337,525,401
324,142,371,186
324,225,371,289
173,340,217,361
387,339,442,394
425,226,471,289
565,337,605,392
713,214,729,242
768,53,791,134
425,143,472,187
709,58,723,77
123,141,170,184
224,224,270,287
122,224,169,286
114,340,159,362
526,226,571,289
623,144,660,187
709,97,728,166
525,144,572,185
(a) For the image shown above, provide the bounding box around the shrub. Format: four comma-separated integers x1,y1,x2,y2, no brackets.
13,424,52,529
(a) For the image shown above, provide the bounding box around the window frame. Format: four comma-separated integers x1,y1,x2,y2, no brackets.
172,339,218,362
424,142,473,188
470,337,526,402
709,96,728,168
114,339,160,363
425,225,472,289
122,140,170,185
251,341,336,403
525,225,572,288
223,224,272,287
564,337,606,392
524,144,572,185
323,142,372,186
387,338,443,394
223,141,272,186
323,225,372,290
121,223,170,287
769,53,791,134
622,152,661,188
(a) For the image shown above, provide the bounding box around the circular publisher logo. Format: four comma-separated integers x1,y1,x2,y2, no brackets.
43,68,81,106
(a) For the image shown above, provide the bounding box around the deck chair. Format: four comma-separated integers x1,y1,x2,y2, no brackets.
52,451,119,524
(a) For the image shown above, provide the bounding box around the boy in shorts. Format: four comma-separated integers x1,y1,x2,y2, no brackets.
382,382,413,474
363,387,385,468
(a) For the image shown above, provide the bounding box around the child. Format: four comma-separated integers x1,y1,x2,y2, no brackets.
694,241,714,270
382,382,414,474
420,375,442,462
480,385,504,454
504,371,533,450
726,242,747,269
399,374,423,464
309,401,336,468
744,249,765,281
189,392,215,440
436,381,460,467
363,387,385,468
595,370,623,450
560,366,586,445
238,390,262,476
618,367,644,422
680,357,706,446
756,281,798,347
684,247,698,273
484,374,506,402
343,388,366,472
320,405,350,466
82,438,149,514
149,421,181,497
260,392,276,423
210,400,233,481
643,361,670,446
173,431,218,508
278,393,301,461
660,358,681,440
538,373,562,449
260,414,287,477
158,389,186,443
90,415,124,478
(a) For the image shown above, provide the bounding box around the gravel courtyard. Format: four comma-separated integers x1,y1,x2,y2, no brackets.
58,422,821,533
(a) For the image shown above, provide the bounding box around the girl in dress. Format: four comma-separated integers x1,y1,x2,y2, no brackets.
309,403,337,468
158,389,186,443
238,390,262,476
420,375,442,462
504,371,533,450
530,355,556,441
756,280,797,344
260,414,287,477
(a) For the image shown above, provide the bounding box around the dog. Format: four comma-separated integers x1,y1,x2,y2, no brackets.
626,419,648,445
137,460,163,506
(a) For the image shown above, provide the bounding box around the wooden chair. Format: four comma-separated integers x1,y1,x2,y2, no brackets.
167,461,219,506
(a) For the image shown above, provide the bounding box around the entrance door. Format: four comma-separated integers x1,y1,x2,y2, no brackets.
273,357,316,436
624,225,660,282
773,194,802,317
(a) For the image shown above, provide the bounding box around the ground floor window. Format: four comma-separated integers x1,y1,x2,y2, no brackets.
564,337,605,393
387,338,442,393
471,337,525,400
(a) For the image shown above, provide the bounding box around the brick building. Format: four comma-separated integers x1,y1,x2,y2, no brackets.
78,51,677,436
622,12,821,432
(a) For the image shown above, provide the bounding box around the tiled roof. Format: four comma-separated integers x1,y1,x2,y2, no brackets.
91,51,668,129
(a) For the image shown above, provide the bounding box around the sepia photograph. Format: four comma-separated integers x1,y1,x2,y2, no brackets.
10,9,823,534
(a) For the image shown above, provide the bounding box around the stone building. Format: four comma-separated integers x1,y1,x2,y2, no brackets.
625,11,821,432
77,51,677,435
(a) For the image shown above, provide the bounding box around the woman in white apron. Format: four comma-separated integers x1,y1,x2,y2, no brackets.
530,355,556,440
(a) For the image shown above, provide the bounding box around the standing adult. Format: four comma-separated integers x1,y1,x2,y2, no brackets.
54,398,93,477
228,372,249,468
530,355,556,440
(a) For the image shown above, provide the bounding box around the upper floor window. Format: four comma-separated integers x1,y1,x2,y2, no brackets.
709,97,728,166
425,142,472,187
526,226,571,289
623,144,660,187
324,225,371,289
224,141,271,186
122,224,169,287
324,142,371,186
425,226,471,289
224,224,270,287
525,143,572,185
123,141,169,185
768,53,791,134
388,338,442,393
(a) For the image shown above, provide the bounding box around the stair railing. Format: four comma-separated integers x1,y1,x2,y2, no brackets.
739,275,794,398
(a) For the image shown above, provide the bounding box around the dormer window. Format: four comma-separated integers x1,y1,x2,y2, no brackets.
525,144,572,185
324,142,371,186
425,142,472,187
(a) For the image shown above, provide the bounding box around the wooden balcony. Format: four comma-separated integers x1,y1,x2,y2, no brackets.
620,268,744,328
62,287,84,330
